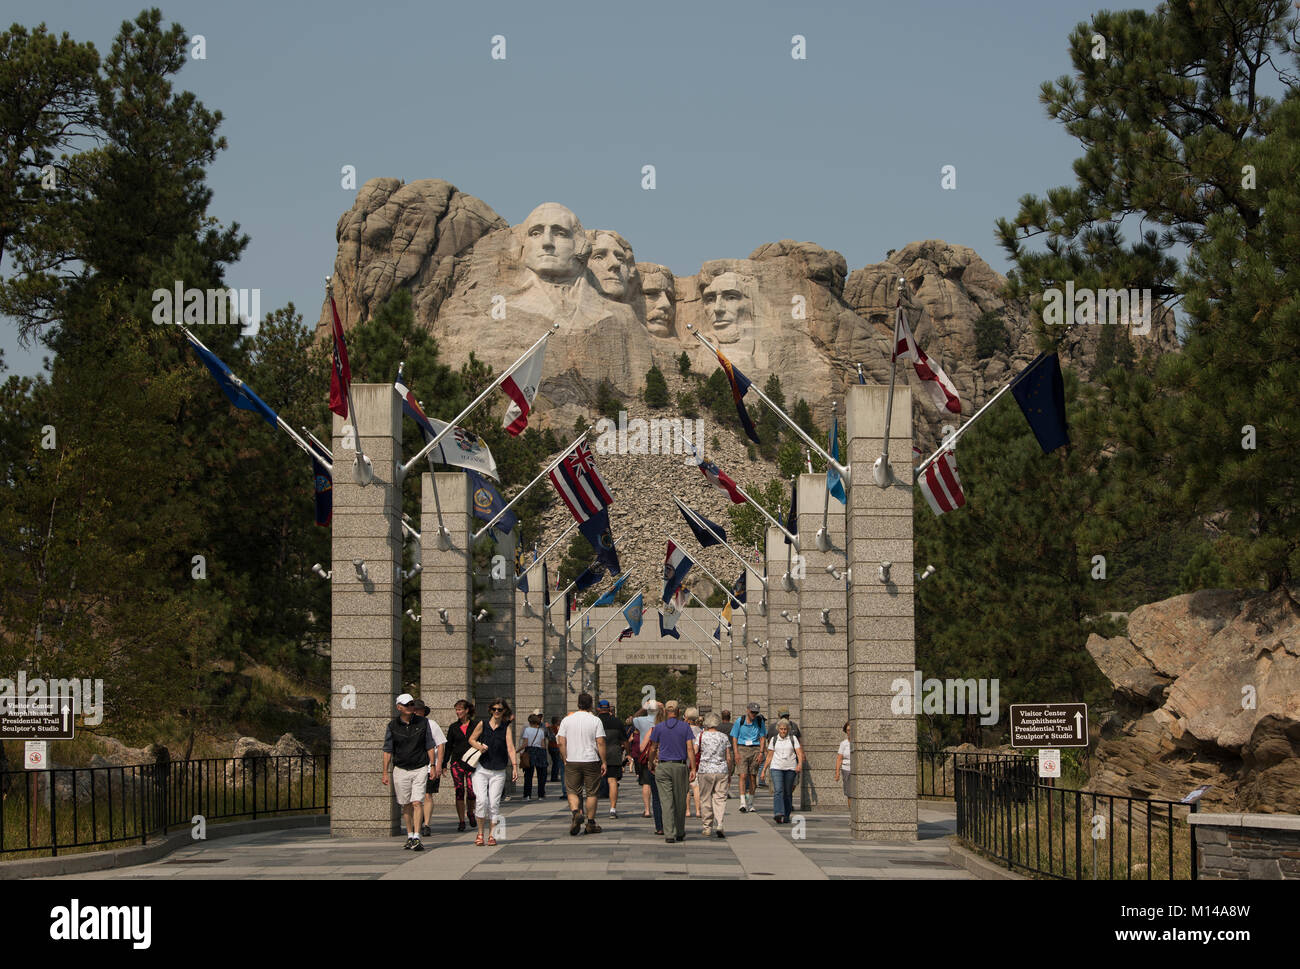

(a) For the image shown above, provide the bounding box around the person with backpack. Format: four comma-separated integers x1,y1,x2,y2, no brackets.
730,703,767,813
518,712,548,800
759,717,804,823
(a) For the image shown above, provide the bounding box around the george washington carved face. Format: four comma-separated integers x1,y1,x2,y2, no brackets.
519,203,588,283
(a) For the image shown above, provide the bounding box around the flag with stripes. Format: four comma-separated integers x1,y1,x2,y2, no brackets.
713,347,761,444
662,541,694,604
919,449,966,516
549,441,613,523
328,290,352,419
697,458,746,504
501,337,548,435
893,302,961,414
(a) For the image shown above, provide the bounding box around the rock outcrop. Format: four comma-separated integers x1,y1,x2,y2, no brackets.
1086,588,1300,812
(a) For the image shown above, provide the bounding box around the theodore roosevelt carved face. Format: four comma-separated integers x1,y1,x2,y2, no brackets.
640,266,676,337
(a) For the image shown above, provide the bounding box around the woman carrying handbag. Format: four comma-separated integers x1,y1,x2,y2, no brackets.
467,697,518,846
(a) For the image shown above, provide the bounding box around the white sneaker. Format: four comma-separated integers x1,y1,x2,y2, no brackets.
609,808,617,818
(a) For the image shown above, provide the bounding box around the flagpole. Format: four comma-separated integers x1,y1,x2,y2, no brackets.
689,328,849,488
180,326,326,469
684,590,728,630
472,429,591,540
325,278,372,486
302,427,334,469
916,380,1015,476
818,401,835,551
728,480,798,546
678,607,720,659
671,494,769,590
663,535,747,616
566,568,632,631
518,517,578,583
402,326,559,478
876,278,904,488
549,535,626,612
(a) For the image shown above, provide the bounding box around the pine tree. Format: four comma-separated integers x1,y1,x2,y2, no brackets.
643,364,669,408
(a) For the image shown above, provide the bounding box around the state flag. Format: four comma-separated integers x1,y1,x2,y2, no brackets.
310,449,332,527
662,541,694,604
187,338,279,428
467,469,516,534
697,458,746,504
894,302,961,415
328,290,352,419
593,571,629,607
396,375,498,480
919,449,966,516
660,591,683,640
713,347,761,444
827,416,846,505
677,501,726,549
501,338,547,435
1009,352,1070,454
619,592,644,640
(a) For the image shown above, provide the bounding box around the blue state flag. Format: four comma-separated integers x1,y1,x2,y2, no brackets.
620,592,644,640
574,562,606,591
1010,353,1070,454
467,469,516,534
827,416,846,505
593,572,629,607
578,507,620,575
677,501,726,548
188,339,278,427
310,451,332,527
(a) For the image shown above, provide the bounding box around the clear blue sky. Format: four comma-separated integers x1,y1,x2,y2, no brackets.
2,0,1158,376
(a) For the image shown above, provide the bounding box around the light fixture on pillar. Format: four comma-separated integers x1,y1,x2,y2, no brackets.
401,563,422,580
820,608,831,626
311,563,332,580
785,636,796,655
825,563,852,585
878,561,892,584
475,608,489,622
780,610,800,624
437,608,449,624
815,527,831,552
756,598,767,617
917,564,936,581
781,571,796,592
436,526,451,551
352,559,369,582
353,452,374,487
405,608,421,623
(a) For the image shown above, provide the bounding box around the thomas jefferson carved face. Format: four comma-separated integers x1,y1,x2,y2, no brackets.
641,269,676,337
520,203,587,283
702,271,752,344
588,231,634,299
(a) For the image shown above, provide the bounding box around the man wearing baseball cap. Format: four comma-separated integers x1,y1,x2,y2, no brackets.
729,702,767,813
382,693,437,851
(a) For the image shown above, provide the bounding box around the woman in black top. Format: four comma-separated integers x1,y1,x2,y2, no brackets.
445,699,479,832
467,697,518,845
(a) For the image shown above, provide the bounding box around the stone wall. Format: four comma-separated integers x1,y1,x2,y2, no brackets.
1190,813,1300,880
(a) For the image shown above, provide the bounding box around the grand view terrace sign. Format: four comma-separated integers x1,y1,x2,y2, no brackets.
1009,703,1088,748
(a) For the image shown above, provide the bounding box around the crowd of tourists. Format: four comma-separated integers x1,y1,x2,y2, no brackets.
381,692,852,850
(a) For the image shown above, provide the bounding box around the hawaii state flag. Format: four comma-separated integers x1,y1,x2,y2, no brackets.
662,541,693,604
893,301,961,415
919,449,965,516
501,337,548,436
713,347,761,444
550,441,619,573
328,289,352,419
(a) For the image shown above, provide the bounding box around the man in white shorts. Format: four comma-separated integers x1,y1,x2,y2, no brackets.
382,693,438,851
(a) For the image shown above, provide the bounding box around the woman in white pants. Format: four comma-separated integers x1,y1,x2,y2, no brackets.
467,698,518,845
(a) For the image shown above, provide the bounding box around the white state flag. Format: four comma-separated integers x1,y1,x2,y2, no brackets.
501,337,548,436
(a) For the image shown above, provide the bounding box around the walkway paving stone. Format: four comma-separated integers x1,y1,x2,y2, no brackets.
41,792,972,880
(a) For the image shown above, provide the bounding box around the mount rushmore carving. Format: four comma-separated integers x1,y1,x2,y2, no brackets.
318,178,1178,450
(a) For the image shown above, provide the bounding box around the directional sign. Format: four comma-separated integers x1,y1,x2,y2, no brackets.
1009,703,1088,748
0,703,76,740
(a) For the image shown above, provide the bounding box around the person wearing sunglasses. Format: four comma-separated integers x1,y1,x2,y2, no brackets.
467,698,518,846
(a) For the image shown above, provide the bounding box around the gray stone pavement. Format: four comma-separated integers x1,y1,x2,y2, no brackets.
43,790,971,880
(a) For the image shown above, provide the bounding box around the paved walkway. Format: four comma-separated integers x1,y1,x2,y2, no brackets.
44,791,971,880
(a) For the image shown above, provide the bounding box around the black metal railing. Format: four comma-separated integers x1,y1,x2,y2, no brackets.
0,755,329,859
954,757,1196,880
917,749,1030,798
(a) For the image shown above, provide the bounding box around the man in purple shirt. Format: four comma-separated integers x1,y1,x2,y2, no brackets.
644,699,696,843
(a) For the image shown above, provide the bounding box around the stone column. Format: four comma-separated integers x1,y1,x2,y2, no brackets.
847,384,916,841
514,558,547,725
331,384,403,839
543,583,568,721
764,524,797,720
474,528,516,709
796,472,848,811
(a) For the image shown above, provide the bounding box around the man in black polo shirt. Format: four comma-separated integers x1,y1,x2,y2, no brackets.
596,700,629,819
382,692,437,851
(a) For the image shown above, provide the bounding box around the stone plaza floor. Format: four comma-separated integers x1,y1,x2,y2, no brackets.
44,790,974,881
